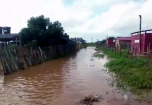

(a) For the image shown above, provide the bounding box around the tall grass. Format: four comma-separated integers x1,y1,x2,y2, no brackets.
98,47,152,95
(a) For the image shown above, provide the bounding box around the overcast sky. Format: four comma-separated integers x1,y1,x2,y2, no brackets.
0,0,152,42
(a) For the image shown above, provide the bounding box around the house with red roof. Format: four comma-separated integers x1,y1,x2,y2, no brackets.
115,36,131,49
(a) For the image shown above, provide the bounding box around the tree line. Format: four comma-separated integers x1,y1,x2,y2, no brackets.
19,15,86,47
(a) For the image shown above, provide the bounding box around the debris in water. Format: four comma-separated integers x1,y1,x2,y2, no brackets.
80,94,103,105
124,95,128,100
90,59,94,61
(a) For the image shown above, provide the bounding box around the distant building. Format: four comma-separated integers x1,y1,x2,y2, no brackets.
131,29,152,53
115,37,131,49
106,37,115,47
0,26,19,47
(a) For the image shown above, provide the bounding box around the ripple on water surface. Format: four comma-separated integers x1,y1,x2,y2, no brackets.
0,47,149,105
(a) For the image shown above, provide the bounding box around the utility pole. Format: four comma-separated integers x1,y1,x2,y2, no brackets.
139,15,142,54
106,35,108,45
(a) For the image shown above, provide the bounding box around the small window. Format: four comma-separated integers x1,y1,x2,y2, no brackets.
134,40,139,43
3,30,7,32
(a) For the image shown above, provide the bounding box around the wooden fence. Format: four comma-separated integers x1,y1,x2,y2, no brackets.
101,43,152,58
101,44,130,56
0,43,77,75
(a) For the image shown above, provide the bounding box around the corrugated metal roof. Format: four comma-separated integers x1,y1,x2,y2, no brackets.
0,34,18,39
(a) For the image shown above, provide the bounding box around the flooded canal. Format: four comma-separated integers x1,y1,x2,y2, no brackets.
0,47,149,105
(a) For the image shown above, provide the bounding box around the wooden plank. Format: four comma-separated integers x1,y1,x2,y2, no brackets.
131,29,152,34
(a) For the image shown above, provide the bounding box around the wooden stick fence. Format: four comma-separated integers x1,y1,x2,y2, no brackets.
0,43,77,75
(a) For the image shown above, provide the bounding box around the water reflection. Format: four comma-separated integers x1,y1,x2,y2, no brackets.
71,52,77,59
2,58,71,105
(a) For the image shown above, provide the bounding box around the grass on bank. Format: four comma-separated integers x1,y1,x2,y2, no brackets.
97,47,152,95
94,48,105,58
93,52,104,58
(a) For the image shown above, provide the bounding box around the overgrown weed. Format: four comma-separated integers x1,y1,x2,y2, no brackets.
97,47,152,95
93,52,104,58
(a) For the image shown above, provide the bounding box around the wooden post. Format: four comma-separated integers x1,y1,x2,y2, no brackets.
8,50,17,71
149,43,150,57
119,48,121,55
0,55,9,75
139,15,142,54
146,45,150,70
147,46,149,58
131,47,133,58
135,47,136,58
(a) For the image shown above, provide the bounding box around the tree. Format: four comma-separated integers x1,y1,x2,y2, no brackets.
96,39,106,47
27,15,50,31
19,15,70,47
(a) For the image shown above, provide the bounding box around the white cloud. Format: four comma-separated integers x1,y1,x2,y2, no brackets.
67,0,152,41
0,0,151,42
105,0,152,36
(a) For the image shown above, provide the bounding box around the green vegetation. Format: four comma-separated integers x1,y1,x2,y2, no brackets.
100,48,129,59
97,47,152,95
87,43,96,46
5,44,18,51
19,15,86,47
93,52,104,58
19,15,69,47
24,40,37,49
96,39,106,47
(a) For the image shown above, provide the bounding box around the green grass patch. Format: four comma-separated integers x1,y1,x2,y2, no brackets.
93,52,104,58
99,47,128,59
97,47,152,95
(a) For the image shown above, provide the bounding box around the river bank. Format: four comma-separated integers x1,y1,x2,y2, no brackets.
96,46,152,102
0,43,82,75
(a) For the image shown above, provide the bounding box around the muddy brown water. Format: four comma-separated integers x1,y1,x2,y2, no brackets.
0,47,149,105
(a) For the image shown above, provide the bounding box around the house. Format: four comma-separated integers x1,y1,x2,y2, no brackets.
131,29,152,53
0,33,19,46
0,26,19,47
106,37,115,47
96,40,106,46
115,37,131,49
